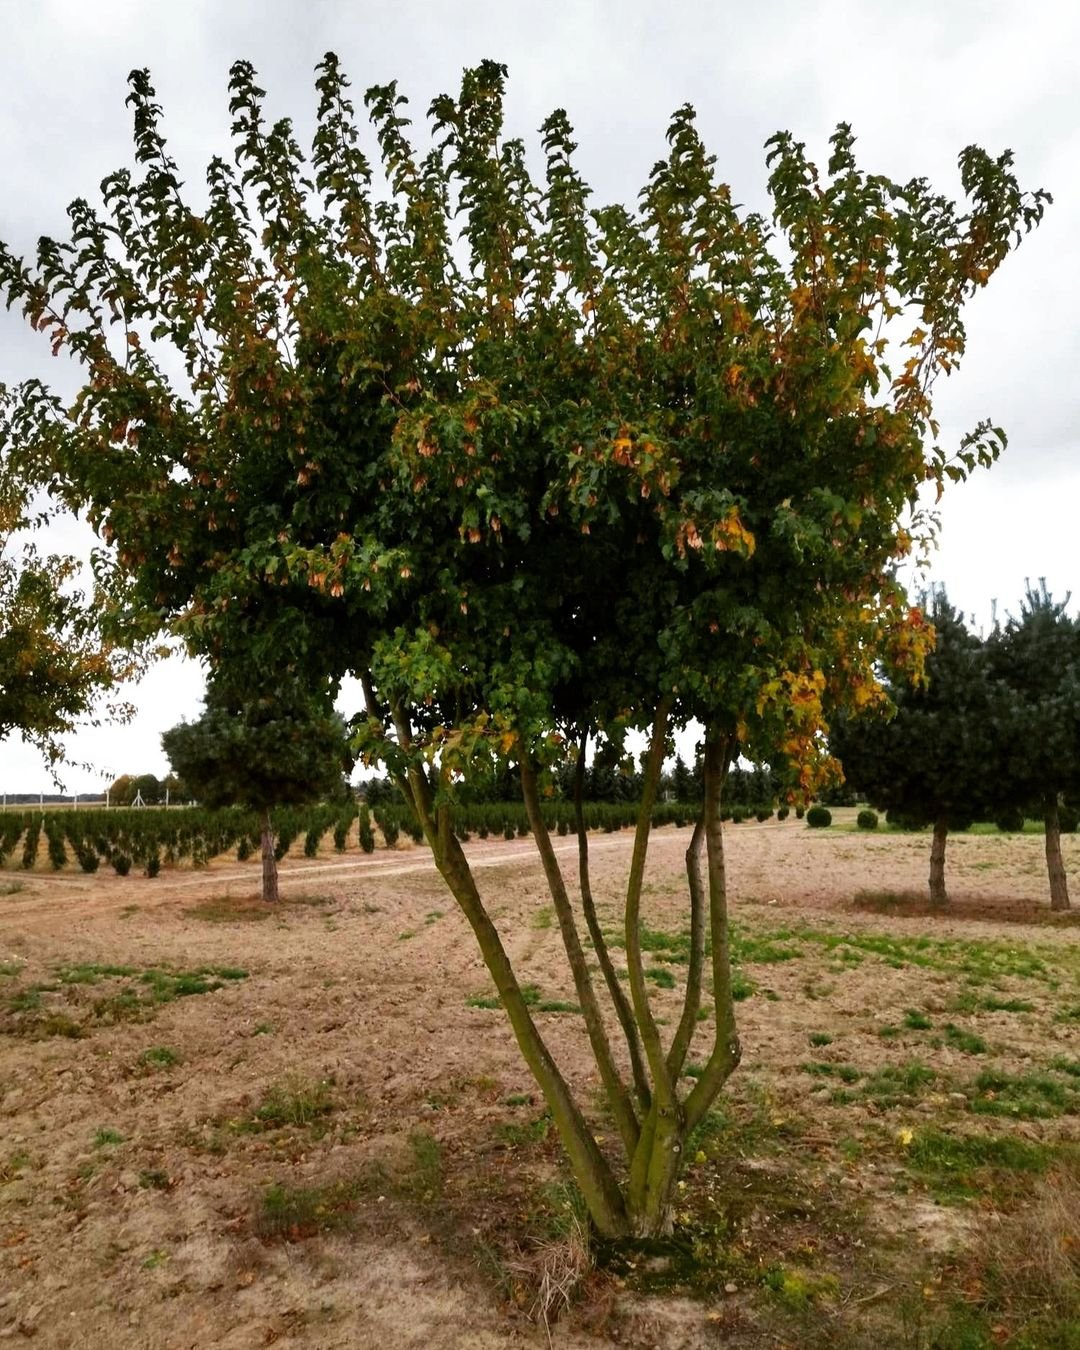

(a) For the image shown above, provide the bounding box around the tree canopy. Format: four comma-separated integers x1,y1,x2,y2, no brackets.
0,55,1047,1236
830,592,996,904
162,678,350,899
0,442,132,773
986,584,1080,910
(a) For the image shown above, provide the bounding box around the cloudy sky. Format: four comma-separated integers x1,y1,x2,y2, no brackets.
1,0,1077,793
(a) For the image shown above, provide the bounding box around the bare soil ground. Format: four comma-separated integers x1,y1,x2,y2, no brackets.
1,816,1078,1348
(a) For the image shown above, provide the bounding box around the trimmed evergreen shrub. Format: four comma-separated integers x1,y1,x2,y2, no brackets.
806,805,832,829
995,807,1025,833
77,846,99,873
776,805,790,821
856,809,879,830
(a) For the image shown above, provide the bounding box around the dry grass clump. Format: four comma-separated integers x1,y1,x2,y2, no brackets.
979,1162,1080,1324
509,1213,593,1342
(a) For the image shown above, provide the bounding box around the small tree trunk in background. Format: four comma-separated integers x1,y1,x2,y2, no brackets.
1043,795,1070,911
260,808,279,902
929,814,949,906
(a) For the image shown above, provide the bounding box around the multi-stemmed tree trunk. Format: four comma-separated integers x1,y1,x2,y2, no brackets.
369,685,740,1237
1043,795,1071,912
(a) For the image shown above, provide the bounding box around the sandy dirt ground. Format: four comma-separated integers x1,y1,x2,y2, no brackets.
0,817,1077,1348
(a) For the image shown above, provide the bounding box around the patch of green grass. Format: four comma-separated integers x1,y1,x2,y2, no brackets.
731,930,803,964
907,1128,1052,1176
56,963,136,984
17,965,252,1030
731,970,756,1001
781,924,1067,985
138,1045,180,1069
808,1032,833,1047
981,995,1036,1013
1055,1003,1080,1024
404,1130,443,1202
943,1023,987,1055
256,1177,368,1239
468,983,580,1014
424,909,444,925
1049,1056,1080,1078
499,1111,552,1146
532,906,554,930
825,1060,937,1108
0,1151,30,1182
141,1249,168,1270
760,1264,840,1309
241,1078,336,1133
802,1061,862,1083
967,1068,1078,1119
94,1127,124,1147
644,966,676,989
138,1169,170,1190
7,986,45,1012
503,1093,533,1107
903,1008,933,1030
0,961,24,979
862,1060,937,1104
905,1128,1057,1204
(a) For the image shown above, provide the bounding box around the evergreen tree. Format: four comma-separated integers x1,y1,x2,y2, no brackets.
986,583,1080,910
831,594,996,905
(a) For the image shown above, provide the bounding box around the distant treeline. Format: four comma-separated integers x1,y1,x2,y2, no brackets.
2,793,107,806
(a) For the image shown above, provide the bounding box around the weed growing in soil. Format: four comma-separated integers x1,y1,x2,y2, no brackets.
138,1046,180,1069
238,1077,337,1134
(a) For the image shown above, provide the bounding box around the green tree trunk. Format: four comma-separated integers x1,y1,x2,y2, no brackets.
1043,795,1071,911
929,813,949,906
260,808,279,903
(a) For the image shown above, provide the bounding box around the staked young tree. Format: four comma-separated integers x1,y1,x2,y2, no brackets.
986,583,1080,911
830,594,998,905
0,57,1047,1235
161,679,351,901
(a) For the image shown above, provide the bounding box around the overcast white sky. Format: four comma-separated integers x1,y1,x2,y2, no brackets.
1,0,1077,793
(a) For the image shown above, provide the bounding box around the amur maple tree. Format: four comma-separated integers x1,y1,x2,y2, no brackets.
0,56,1047,1234
0,431,133,773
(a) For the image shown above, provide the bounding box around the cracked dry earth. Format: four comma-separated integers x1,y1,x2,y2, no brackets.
1,817,1078,1349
